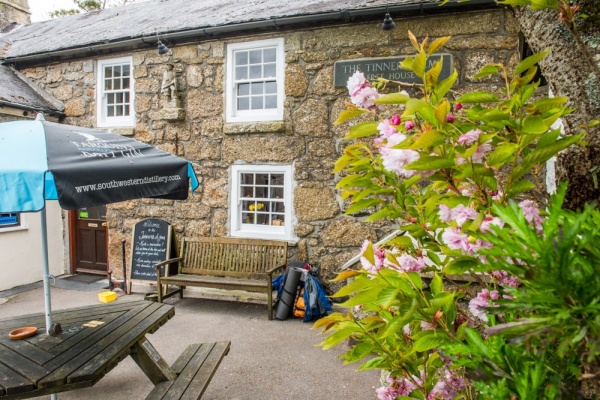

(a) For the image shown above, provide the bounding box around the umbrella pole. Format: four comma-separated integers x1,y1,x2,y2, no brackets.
40,207,53,335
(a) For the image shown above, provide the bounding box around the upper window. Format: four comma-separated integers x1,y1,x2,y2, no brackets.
226,39,285,123
230,164,293,240
96,57,135,127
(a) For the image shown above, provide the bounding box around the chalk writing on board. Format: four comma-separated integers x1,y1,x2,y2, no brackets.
130,219,170,281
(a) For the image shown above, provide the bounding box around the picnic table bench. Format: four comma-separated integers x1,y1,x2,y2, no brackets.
155,237,288,320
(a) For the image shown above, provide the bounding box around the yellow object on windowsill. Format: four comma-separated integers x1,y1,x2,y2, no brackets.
98,291,117,303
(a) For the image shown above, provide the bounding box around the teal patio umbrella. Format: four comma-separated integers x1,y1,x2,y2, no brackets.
0,114,199,334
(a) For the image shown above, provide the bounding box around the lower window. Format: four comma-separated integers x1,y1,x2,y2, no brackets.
0,213,20,228
230,164,293,240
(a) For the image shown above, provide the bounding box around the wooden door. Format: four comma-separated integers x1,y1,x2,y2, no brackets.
73,206,108,275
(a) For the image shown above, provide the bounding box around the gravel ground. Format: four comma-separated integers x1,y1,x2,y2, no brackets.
0,283,380,399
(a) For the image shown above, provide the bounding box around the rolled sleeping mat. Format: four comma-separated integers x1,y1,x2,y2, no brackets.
275,267,303,320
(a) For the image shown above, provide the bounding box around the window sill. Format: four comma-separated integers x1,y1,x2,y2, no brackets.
0,224,28,233
224,121,286,135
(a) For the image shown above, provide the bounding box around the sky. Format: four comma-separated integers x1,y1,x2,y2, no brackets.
29,0,77,22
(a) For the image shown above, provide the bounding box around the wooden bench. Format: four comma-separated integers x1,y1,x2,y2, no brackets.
155,237,288,320
146,341,231,400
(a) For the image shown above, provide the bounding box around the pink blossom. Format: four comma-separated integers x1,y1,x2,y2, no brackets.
380,144,420,178
491,270,520,287
442,227,470,252
471,142,492,164
376,376,417,399
420,321,435,330
518,199,545,233
455,103,463,110
428,369,467,399
446,113,455,123
352,86,380,110
398,254,427,272
452,204,478,226
405,120,415,131
390,114,401,126
479,215,504,233
377,119,398,139
346,71,369,97
376,386,397,400
457,129,482,146
359,240,385,274
438,204,453,223
469,289,499,322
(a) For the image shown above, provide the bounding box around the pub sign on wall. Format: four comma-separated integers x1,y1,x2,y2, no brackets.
334,54,452,87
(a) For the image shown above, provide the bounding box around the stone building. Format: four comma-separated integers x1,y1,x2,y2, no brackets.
0,0,522,290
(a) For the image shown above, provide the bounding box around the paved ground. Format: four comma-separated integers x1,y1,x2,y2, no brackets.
0,277,380,399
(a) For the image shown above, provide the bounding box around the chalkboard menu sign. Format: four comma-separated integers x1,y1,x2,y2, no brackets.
128,218,174,284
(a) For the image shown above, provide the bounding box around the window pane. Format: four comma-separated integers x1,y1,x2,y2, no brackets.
256,214,269,225
122,64,130,76
104,80,112,90
116,105,123,116
265,81,277,94
238,83,250,96
270,174,284,185
249,49,262,64
235,66,247,80
272,202,285,213
235,51,248,66
264,63,276,78
251,97,263,109
270,187,284,198
114,79,121,90
263,48,276,63
107,93,115,104
116,93,123,103
124,105,130,116
237,97,249,111
241,173,254,184
241,186,253,198
124,92,130,103
242,213,254,224
256,174,269,184
249,65,262,79
255,186,268,198
123,77,130,89
104,67,112,78
250,82,263,95
107,106,114,117
114,65,121,77
265,95,277,109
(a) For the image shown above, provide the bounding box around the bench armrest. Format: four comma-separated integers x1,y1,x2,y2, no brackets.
266,263,287,277
154,257,182,278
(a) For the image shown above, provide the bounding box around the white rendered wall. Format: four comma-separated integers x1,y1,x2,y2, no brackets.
0,201,65,292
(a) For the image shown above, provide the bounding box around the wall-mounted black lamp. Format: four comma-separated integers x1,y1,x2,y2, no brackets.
382,12,396,31
157,40,170,55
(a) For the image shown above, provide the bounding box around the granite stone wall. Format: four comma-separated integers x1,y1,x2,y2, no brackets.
20,9,520,287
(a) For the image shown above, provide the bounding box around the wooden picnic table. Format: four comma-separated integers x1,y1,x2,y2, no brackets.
0,300,176,399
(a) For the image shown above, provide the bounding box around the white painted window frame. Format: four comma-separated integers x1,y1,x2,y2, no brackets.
225,38,285,123
96,56,135,127
0,213,27,233
230,164,293,240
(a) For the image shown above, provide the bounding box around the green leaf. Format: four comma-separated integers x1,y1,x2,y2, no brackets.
473,64,501,79
411,330,447,353
530,0,558,10
428,36,450,54
506,180,535,198
486,143,518,168
344,121,379,140
434,70,458,101
426,59,443,85
334,109,367,125
536,128,561,149
413,50,427,78
375,92,411,105
456,91,500,104
443,257,479,275
346,199,380,215
406,155,455,171
411,130,446,149
522,115,549,134
321,326,359,350
430,273,443,296
514,48,550,76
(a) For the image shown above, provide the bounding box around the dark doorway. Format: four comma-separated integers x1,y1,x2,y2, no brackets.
71,206,108,275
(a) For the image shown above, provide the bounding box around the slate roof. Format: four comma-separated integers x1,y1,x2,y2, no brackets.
0,0,494,63
0,65,62,113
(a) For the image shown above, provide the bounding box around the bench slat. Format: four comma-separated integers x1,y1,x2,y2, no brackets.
145,342,230,400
